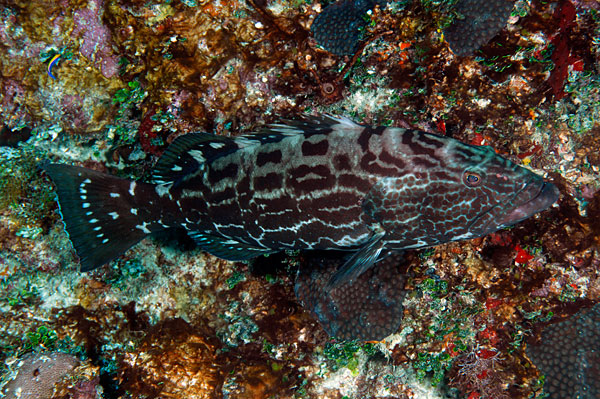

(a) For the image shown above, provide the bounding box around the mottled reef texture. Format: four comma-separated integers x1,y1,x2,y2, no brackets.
526,302,600,399
1,0,599,398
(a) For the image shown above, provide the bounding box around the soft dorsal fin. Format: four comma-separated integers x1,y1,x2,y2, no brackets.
188,231,275,261
233,114,361,149
151,133,237,185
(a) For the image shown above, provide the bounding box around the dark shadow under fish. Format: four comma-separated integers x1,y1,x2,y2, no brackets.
44,114,558,315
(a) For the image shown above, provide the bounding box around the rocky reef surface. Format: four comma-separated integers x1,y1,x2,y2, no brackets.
1,0,599,398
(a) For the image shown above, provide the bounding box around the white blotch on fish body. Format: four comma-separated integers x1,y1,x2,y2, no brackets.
136,223,151,234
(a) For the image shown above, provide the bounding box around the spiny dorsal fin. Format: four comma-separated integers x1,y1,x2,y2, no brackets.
151,133,237,185
152,115,360,185
259,114,360,138
188,231,275,261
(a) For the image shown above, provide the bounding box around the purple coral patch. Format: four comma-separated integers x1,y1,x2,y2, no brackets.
72,0,119,78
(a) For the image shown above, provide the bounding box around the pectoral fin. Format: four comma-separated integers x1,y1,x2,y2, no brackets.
326,228,386,289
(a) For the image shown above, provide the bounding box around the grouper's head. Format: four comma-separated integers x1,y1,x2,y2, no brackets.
418,135,559,242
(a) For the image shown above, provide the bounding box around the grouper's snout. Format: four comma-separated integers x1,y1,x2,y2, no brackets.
500,181,560,227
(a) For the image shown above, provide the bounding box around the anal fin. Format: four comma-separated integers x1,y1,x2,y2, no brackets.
188,231,275,261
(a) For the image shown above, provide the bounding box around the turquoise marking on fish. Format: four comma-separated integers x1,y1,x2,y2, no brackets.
48,54,61,80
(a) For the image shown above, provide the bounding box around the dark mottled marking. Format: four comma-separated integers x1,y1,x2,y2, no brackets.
408,140,437,159
235,174,251,203
207,163,239,185
421,134,446,149
338,174,371,190
288,164,336,193
360,152,398,176
456,147,475,158
179,196,209,214
302,140,329,156
431,170,455,182
254,172,283,191
333,154,352,171
255,197,299,215
401,130,416,146
379,149,406,170
297,193,361,211
289,164,331,181
413,157,438,168
207,187,236,204
357,126,386,151
256,150,283,167
207,203,238,219
289,175,336,194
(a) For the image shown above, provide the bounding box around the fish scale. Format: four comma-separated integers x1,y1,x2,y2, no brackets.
44,115,559,289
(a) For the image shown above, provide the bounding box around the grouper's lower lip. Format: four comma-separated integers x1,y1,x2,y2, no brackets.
499,181,560,227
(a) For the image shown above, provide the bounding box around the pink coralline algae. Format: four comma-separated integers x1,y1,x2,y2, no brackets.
72,0,119,78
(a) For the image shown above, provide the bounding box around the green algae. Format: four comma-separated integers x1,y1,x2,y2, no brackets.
0,145,55,232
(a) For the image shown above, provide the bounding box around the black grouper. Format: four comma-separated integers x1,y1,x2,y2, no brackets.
45,115,559,288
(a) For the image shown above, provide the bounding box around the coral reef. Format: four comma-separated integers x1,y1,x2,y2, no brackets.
0,0,599,398
311,0,382,56
526,303,600,398
295,251,408,340
444,0,515,56
1,352,84,399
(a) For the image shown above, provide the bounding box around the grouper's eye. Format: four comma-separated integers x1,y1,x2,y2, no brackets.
463,171,482,187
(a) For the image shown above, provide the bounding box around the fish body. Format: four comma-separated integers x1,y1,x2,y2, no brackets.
45,115,559,286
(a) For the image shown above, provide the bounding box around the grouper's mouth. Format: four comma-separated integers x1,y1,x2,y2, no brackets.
498,181,560,228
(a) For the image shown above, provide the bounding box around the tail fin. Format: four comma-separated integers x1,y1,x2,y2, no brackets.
44,164,161,271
